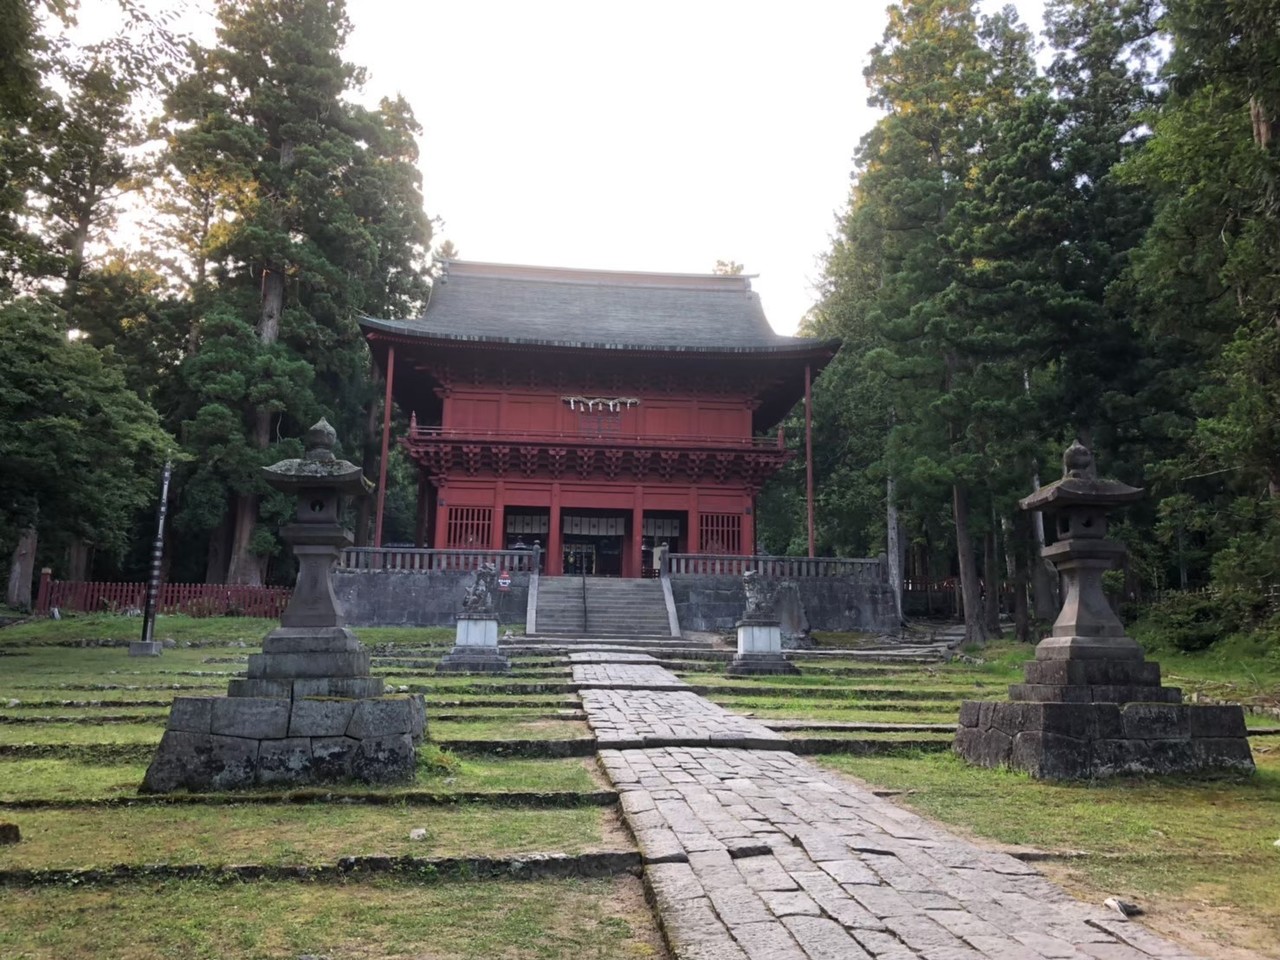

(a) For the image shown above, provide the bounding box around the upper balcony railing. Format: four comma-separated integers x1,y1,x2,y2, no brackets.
408,425,784,450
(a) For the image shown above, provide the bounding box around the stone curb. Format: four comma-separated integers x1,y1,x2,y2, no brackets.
0,789,619,811
0,715,166,725
436,738,599,758
687,685,971,701
785,737,953,755
0,850,643,887
0,743,155,762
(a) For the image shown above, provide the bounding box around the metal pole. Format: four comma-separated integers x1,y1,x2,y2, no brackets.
140,461,173,646
805,363,815,558
374,343,396,547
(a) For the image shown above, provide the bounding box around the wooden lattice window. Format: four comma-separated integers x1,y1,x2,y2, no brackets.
699,513,741,555
446,507,493,548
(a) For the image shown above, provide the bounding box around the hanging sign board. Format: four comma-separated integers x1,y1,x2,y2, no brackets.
497,570,512,591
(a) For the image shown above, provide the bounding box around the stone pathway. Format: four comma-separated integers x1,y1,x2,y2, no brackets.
572,662,690,690
583,690,787,749
580,661,1202,959
568,652,661,664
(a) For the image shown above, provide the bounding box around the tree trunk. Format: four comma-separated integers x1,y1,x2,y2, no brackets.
982,524,1000,635
66,538,92,582
205,506,232,584
886,476,904,625
355,358,381,547
952,484,992,645
224,491,264,586
1011,510,1032,643
224,267,286,584
6,526,38,610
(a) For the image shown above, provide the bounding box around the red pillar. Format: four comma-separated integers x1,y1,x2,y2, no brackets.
688,489,700,554
548,483,563,575
742,499,755,558
805,362,815,558
630,487,644,578
374,343,396,548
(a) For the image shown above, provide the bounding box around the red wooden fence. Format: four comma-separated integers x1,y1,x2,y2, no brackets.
35,571,290,619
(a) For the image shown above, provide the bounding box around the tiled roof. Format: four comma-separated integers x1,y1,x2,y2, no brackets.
358,260,831,354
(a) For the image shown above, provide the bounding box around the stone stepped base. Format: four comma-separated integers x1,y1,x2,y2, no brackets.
142,694,425,792
955,699,1254,779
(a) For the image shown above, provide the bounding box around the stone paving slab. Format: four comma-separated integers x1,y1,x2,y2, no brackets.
600,745,1203,958
582,690,787,750
569,652,662,664
572,662,691,690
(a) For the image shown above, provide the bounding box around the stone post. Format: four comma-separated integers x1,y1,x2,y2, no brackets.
437,562,511,674
954,442,1254,779
727,570,798,676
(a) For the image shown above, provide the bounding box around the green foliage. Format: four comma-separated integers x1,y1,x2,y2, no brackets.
0,299,173,560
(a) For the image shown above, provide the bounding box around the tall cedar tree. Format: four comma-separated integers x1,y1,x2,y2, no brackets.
828,1,1041,642
1124,0,1280,600
158,0,431,584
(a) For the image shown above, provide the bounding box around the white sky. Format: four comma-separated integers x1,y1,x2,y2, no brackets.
74,0,1048,334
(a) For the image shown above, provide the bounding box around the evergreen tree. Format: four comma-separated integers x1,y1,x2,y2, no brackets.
157,0,432,583
1,299,171,608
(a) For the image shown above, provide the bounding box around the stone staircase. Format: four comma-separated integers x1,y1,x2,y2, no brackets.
533,576,676,640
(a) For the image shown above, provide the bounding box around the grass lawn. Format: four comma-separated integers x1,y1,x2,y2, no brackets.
0,876,665,960
430,719,594,741
817,744,1280,959
709,695,964,724
0,804,620,869
0,756,604,802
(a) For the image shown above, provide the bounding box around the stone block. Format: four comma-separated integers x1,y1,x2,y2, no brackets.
289,698,356,738
409,695,426,741
260,626,364,655
311,736,359,779
1121,703,1189,740
246,650,370,679
956,701,981,728
351,733,416,783
436,648,511,674
1091,684,1181,704
291,676,385,699
129,641,162,657
726,652,798,676
736,621,783,655
1187,704,1248,739
209,735,260,790
226,678,292,699
141,730,213,793
347,698,413,739
256,738,315,785
1191,737,1255,771
455,616,499,647
1023,658,1162,687
1011,731,1090,779
210,697,290,739
167,697,214,734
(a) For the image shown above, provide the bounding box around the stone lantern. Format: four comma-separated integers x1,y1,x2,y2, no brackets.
954,442,1254,779
141,419,425,793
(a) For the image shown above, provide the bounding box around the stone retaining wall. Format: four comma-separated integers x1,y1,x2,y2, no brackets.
669,573,897,634
333,570,530,627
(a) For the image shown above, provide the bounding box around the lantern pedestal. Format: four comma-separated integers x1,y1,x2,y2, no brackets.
437,613,510,674
954,443,1253,779
726,618,798,676
142,419,426,793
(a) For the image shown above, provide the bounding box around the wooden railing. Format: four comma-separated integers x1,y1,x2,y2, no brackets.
339,546,541,573
665,554,883,579
36,576,291,619
410,425,784,450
